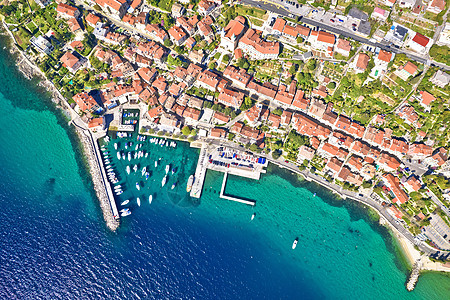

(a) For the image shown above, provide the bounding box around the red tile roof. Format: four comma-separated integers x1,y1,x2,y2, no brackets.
412,32,430,47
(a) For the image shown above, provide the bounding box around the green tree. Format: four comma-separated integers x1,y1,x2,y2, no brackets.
328,82,336,89
249,144,258,152
182,125,191,136
164,39,173,47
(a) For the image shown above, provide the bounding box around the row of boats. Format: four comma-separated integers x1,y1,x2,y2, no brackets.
118,194,153,217
100,147,123,196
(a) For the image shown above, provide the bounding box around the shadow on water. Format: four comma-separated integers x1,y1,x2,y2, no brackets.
267,163,410,274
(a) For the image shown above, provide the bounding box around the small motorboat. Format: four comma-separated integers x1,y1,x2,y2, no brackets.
128,152,131,161
126,166,130,175
165,164,170,174
117,152,121,160
121,210,131,217
313,193,316,197
171,167,176,175
137,197,141,207
122,153,125,160
145,172,149,180
142,166,147,176
133,164,138,172
292,237,298,250
136,182,140,190
155,160,158,168
145,152,148,158
251,213,256,221
121,200,130,206
161,176,167,187
149,195,153,204
119,208,129,213
171,182,177,190
114,143,117,150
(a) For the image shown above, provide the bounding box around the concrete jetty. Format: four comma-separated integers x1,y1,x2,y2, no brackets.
190,143,208,198
190,143,267,202
220,173,256,206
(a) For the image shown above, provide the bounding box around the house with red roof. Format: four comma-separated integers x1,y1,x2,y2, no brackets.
223,65,252,89
85,13,100,28
272,18,286,35
212,111,230,124
73,92,100,112
218,88,245,109
324,157,343,176
403,175,422,193
168,26,188,46
407,32,431,53
196,70,220,91
210,127,228,139
198,0,216,15
395,61,418,81
352,53,370,74
372,49,394,77
427,0,446,14
425,147,448,168
382,173,409,204
146,24,169,43
418,90,436,111
95,0,128,20
148,105,164,119
308,31,336,56
60,51,83,73
335,39,351,57
56,3,80,19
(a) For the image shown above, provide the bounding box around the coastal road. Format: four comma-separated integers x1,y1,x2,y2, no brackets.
205,138,449,260
240,0,450,72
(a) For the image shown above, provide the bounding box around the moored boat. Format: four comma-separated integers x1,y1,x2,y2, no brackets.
251,213,256,221
136,182,140,190
121,210,131,217
114,143,117,150
137,197,141,206
165,164,170,174
161,176,167,187
149,195,152,204
155,160,158,168
121,200,130,206
117,152,121,160
128,152,131,161
186,175,194,192
171,182,177,190
133,164,138,172
141,166,147,176
126,166,130,175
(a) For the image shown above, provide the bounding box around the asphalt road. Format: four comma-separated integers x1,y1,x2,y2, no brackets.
240,0,450,71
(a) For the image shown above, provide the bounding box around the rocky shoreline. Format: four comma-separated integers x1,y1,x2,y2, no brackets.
1,23,120,231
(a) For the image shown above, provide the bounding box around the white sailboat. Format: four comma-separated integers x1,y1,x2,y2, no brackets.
165,164,170,174
155,160,158,168
126,165,130,175
251,213,256,221
121,200,130,206
133,164,138,172
149,195,153,204
161,176,167,187
117,152,121,160
141,166,147,176
137,197,141,207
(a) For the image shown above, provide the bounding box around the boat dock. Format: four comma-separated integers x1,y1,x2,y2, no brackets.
93,139,120,220
190,143,267,205
220,172,255,206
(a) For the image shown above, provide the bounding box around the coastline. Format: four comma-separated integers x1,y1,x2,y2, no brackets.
1,23,119,231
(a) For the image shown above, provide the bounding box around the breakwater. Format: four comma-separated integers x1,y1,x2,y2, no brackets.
2,22,119,231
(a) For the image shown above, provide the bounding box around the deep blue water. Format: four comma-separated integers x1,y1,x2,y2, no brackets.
0,33,449,299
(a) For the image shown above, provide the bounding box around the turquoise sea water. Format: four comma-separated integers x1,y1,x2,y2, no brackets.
0,34,449,299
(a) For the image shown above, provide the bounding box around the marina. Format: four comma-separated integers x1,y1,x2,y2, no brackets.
190,142,268,205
